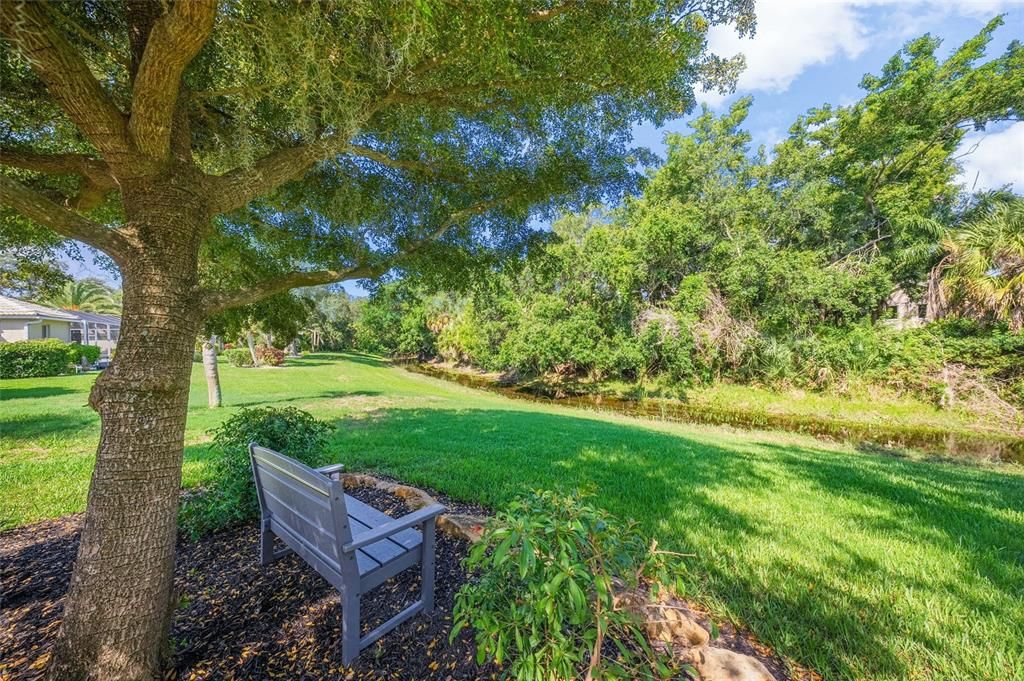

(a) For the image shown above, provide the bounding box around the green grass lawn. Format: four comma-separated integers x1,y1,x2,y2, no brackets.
2,353,1023,681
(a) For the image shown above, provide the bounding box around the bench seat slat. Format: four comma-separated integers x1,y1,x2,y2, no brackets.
345,495,422,550
345,496,422,570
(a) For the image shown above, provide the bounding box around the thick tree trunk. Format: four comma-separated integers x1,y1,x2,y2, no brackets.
47,177,205,681
202,336,222,408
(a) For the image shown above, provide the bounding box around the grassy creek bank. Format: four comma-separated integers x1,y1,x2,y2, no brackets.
403,362,1024,464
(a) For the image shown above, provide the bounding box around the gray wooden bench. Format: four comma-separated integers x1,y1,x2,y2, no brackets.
249,443,445,664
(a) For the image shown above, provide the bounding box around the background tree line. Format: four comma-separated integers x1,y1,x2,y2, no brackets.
349,23,1024,407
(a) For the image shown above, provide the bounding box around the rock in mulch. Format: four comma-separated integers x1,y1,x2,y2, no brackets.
684,646,778,681
339,473,491,544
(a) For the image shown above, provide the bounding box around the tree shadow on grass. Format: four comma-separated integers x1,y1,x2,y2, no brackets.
230,389,382,409
0,386,79,401
1,411,98,443
325,406,1024,681
289,352,391,368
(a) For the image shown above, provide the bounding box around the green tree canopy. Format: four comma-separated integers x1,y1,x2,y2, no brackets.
0,3,757,677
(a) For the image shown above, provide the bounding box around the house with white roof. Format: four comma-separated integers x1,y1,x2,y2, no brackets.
0,295,79,343
0,295,121,357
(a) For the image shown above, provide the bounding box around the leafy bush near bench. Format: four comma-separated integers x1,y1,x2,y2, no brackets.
0,340,74,378
222,348,254,367
452,490,685,680
179,406,333,537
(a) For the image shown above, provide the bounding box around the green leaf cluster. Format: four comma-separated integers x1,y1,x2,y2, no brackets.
0,339,77,378
452,490,687,680
179,406,332,537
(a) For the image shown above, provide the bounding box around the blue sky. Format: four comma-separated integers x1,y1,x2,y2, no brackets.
67,1,1024,292
634,0,1024,187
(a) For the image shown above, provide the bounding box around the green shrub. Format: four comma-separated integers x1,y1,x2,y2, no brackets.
179,407,333,537
0,339,74,378
68,343,101,366
223,348,254,367
255,345,285,366
452,491,685,680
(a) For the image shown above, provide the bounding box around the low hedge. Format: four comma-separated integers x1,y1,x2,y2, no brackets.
0,339,74,378
179,406,332,536
223,348,254,367
68,343,101,366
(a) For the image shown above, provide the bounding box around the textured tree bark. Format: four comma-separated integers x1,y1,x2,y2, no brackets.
246,329,260,367
202,337,222,408
47,176,206,681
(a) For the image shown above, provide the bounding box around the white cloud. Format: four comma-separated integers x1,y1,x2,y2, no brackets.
698,0,1023,108
698,0,870,107
958,122,1024,192
864,0,1022,35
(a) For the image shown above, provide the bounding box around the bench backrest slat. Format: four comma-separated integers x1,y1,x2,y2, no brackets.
250,444,354,569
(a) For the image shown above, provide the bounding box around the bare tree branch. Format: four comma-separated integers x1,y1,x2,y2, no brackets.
200,263,382,316
129,0,216,160
0,148,119,210
0,2,131,163
0,174,132,261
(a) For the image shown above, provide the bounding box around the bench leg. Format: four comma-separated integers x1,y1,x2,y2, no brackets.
341,588,361,666
259,517,274,566
421,516,436,613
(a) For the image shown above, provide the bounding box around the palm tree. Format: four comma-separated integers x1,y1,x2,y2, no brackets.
43,278,120,314
934,199,1024,331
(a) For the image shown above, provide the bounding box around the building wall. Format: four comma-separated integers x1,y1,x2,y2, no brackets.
883,289,926,330
26,320,72,341
0,319,29,342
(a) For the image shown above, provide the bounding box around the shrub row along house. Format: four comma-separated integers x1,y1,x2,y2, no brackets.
0,295,121,358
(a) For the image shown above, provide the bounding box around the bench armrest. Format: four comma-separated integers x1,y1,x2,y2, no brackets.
315,463,345,478
342,503,446,553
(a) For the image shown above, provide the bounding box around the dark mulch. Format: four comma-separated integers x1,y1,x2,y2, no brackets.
1,484,812,681
1,487,497,680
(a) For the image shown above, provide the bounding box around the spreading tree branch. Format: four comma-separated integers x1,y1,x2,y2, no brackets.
0,2,131,163
129,0,216,160
0,148,119,210
200,197,505,315
206,138,344,215
0,174,132,261
0,147,112,179
347,144,439,175
200,263,382,316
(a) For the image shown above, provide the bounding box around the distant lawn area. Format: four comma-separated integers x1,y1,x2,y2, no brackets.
2,352,1022,681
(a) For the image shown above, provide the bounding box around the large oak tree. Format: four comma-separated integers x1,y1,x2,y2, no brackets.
0,1,754,678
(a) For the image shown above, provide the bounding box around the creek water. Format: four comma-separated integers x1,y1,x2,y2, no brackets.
403,363,1024,465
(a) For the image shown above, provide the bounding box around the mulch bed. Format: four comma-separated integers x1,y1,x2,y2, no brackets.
2,484,812,681
1,487,497,680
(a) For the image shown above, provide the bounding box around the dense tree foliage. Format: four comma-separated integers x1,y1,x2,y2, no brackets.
0,2,757,676
936,197,1024,331
356,23,1023,405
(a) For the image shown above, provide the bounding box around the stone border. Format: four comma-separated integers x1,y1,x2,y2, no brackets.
339,473,489,543
340,473,795,681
